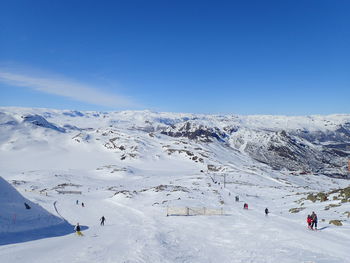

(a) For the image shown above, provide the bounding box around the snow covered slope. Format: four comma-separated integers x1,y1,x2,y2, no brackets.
0,176,73,245
0,107,349,262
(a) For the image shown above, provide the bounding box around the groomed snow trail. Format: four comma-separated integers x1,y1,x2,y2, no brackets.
1,188,348,263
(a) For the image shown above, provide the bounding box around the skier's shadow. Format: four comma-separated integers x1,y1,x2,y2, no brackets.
317,226,329,231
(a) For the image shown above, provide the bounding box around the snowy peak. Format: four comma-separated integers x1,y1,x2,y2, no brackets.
23,114,65,132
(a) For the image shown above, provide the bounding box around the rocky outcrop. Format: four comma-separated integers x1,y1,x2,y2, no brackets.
160,122,227,142
230,128,349,177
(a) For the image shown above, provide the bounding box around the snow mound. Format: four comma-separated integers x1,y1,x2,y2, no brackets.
0,176,73,245
23,114,65,133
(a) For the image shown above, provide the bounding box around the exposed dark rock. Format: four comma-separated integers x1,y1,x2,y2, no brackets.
160,122,227,142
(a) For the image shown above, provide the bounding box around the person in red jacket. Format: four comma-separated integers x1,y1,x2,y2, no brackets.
307,215,312,229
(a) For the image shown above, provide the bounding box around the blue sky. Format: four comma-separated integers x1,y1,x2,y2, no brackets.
0,0,349,115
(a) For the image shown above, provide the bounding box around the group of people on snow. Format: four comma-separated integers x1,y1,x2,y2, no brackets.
74,195,319,237
243,203,269,216
240,198,320,230
307,212,318,230
74,200,106,236
76,200,85,207
75,217,106,236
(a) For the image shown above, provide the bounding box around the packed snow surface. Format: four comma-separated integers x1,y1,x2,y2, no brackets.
0,107,349,263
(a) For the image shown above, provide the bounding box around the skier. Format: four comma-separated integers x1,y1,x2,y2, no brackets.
265,208,269,215
75,223,83,236
81,202,85,207
307,215,312,229
76,200,79,205
243,203,248,209
235,196,239,202
311,211,318,230
100,216,106,226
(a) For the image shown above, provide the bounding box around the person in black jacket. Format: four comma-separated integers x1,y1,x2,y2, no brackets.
265,208,269,215
311,211,318,230
100,216,106,226
75,223,83,236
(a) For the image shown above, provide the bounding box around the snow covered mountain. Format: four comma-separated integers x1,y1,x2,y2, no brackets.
1,107,349,177
0,107,349,262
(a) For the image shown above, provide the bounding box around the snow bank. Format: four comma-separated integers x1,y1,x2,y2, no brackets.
0,176,73,245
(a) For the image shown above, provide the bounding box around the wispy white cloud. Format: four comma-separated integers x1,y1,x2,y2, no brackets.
0,70,136,108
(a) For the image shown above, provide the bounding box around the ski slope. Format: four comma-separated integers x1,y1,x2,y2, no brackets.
0,162,349,263
0,107,349,262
